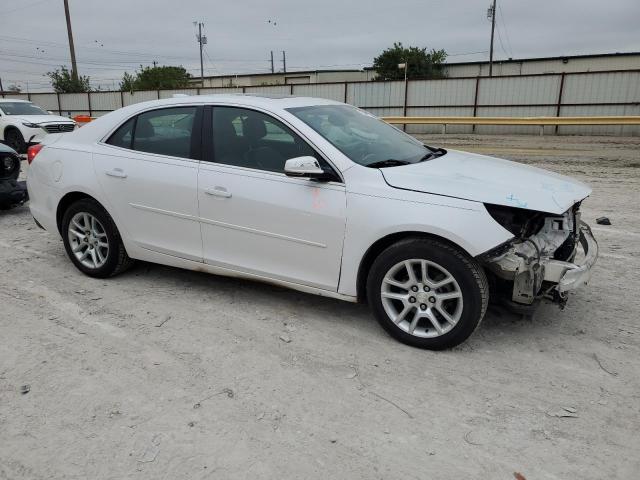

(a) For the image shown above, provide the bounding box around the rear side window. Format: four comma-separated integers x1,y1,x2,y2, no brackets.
106,107,198,159
106,118,134,148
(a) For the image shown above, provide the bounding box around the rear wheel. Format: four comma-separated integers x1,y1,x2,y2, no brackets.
4,128,26,154
61,199,134,278
367,238,489,350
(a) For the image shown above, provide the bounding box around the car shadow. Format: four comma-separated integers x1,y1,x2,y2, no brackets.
0,203,30,217
123,259,377,333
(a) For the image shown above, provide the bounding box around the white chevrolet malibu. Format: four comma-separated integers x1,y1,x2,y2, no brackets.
27,95,598,349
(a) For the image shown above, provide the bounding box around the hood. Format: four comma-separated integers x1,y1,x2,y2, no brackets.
11,115,74,125
380,149,591,214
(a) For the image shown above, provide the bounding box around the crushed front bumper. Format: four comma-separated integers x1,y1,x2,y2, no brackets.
484,220,598,307
545,222,598,295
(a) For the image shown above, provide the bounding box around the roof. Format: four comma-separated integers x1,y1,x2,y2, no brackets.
139,93,343,109
447,51,640,66
68,93,345,143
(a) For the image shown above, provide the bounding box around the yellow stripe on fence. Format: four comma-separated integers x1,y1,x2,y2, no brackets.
381,116,640,126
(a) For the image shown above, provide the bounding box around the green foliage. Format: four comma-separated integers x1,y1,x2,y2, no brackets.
120,72,136,92
120,65,191,91
47,66,92,93
373,42,447,80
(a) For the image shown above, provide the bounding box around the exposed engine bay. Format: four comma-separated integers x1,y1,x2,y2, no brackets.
481,203,598,309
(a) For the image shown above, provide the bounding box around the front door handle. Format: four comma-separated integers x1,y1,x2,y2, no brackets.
105,168,127,179
204,186,232,198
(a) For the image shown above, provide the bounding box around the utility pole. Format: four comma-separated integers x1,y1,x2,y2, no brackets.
282,50,287,73
63,0,79,81
195,22,206,85
270,51,274,74
0,77,4,96
487,0,497,77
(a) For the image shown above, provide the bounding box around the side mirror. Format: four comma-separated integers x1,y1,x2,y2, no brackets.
284,156,325,178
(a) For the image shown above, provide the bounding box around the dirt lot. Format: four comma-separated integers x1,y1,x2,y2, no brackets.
1,134,639,480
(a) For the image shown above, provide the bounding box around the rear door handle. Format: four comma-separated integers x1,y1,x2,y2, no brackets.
204,186,232,198
105,168,127,179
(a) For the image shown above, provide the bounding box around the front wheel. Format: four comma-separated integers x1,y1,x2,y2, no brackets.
4,128,26,154
367,238,489,350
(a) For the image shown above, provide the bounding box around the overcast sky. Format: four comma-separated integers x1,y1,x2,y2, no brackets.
1,0,639,91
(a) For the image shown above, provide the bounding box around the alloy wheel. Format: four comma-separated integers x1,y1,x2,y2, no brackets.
67,212,109,269
380,259,463,338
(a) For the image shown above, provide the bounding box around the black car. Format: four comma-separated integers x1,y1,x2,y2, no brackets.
0,143,28,209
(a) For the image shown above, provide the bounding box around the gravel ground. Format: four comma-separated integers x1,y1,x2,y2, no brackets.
1,134,639,480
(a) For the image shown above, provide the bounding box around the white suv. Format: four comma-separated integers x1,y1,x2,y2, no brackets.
26,94,598,349
0,99,76,153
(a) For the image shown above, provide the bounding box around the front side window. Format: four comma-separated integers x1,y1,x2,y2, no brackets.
106,107,197,159
287,104,444,167
211,107,318,173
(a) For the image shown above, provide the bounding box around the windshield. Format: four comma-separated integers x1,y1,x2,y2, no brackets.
0,102,49,116
287,104,444,167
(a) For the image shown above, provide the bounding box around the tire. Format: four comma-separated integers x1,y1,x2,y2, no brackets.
61,198,134,278
366,237,489,350
4,128,26,154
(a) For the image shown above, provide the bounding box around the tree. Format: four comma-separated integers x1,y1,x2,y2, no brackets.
119,65,191,91
120,72,136,92
47,66,92,93
373,43,447,80
7,84,22,93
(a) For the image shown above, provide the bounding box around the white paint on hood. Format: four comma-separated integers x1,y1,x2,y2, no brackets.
11,115,74,125
380,149,592,214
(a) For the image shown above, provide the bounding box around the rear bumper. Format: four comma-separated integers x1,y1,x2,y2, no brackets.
544,222,598,294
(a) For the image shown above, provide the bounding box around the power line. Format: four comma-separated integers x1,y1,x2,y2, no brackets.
2,0,51,16
495,24,509,59
0,34,192,61
498,5,515,58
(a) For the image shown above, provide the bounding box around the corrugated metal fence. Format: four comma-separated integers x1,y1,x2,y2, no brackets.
3,69,639,135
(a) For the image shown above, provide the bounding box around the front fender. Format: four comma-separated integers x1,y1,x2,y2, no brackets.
337,189,513,297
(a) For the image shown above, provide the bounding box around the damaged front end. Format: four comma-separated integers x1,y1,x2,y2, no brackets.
481,203,598,309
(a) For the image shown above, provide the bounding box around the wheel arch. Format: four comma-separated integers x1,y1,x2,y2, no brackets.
3,124,22,139
355,231,474,303
56,191,101,235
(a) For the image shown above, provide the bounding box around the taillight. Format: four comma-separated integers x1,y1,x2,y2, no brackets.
27,144,43,164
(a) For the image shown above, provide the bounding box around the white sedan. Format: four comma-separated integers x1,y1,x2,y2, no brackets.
0,99,76,153
26,94,598,349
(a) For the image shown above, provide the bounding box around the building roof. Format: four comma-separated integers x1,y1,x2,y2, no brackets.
446,51,640,66
191,68,366,81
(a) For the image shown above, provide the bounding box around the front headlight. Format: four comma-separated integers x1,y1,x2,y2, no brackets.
22,122,41,129
484,204,546,239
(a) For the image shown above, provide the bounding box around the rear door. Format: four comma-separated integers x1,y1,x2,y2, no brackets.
197,105,347,290
93,106,204,261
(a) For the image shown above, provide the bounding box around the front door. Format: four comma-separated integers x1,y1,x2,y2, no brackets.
197,106,346,290
94,106,203,261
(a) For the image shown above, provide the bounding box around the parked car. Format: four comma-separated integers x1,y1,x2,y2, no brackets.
26,95,598,349
0,143,28,209
0,99,76,153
